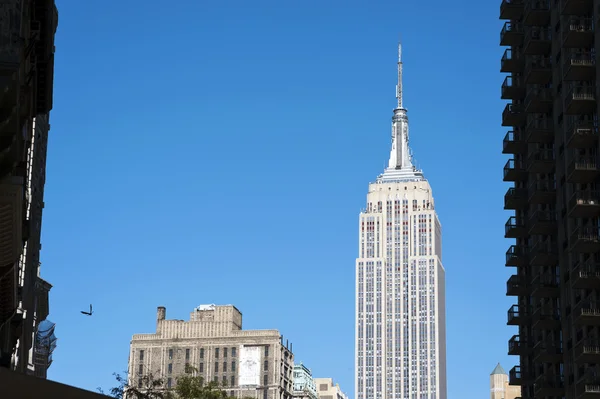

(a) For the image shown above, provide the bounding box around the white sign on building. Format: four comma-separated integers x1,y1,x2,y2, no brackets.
238,346,261,386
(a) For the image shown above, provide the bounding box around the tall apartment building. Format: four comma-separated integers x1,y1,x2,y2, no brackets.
500,0,600,397
490,363,520,399
128,305,295,399
0,0,58,376
355,43,447,399
314,378,347,399
292,363,318,399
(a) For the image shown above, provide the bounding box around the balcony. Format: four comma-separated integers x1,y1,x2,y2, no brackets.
527,148,554,174
504,159,526,182
509,365,524,385
505,216,526,238
507,275,527,296
504,187,528,210
524,55,552,84
572,301,600,326
500,0,524,20
566,120,598,148
524,86,552,113
560,0,593,15
533,374,564,397
576,378,600,399
570,226,600,253
572,261,600,289
574,339,600,363
566,156,600,183
503,130,527,154
564,86,596,114
528,210,557,235
523,0,550,26
508,335,531,355
506,245,528,266
523,27,551,55
568,191,600,218
502,76,525,100
501,49,524,73
528,180,556,204
562,17,594,48
502,103,525,127
530,239,558,266
532,306,561,329
531,272,559,297
525,116,553,142
563,52,596,81
508,304,528,326
501,22,524,46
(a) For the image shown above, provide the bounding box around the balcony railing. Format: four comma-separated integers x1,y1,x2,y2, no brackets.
502,103,525,127
566,119,598,148
533,374,564,397
572,260,600,289
528,209,557,235
564,86,596,114
572,300,600,325
501,48,524,73
532,306,561,329
528,179,556,204
525,115,553,142
531,272,559,297
569,226,600,253
504,187,528,210
566,155,600,183
506,275,526,296
506,244,528,266
508,334,530,355
524,55,552,84
527,148,554,173
524,86,552,113
562,17,594,48
503,130,526,154
500,0,524,20
568,190,600,217
509,365,524,385
524,26,551,55
574,338,600,363
560,0,593,15
502,76,525,100
503,158,526,182
563,51,595,81
508,304,528,325
501,21,524,46
505,216,526,238
530,238,558,265
523,0,550,25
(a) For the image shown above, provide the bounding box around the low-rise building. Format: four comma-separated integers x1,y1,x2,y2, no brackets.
128,305,294,399
313,378,347,399
292,363,317,399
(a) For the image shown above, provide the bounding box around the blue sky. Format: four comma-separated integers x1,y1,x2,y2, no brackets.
45,1,510,398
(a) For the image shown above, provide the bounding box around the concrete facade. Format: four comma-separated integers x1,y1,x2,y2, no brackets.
292,363,318,399
128,305,294,399
314,378,348,399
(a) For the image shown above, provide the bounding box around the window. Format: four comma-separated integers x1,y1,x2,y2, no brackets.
168,363,172,374
200,363,204,372
215,362,219,372
168,349,173,360
167,378,172,389
138,379,142,388
214,376,218,383
223,362,227,372
264,360,268,371
200,377,204,386
215,348,220,358
223,375,227,385
264,346,269,357
186,348,190,360
231,375,235,386
232,347,237,357
263,389,268,399
138,364,143,375
139,350,144,361
200,348,204,358
320,384,328,391
231,361,236,372
263,375,268,385
185,363,190,373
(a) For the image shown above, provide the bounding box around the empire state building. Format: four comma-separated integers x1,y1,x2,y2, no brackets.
355,44,447,399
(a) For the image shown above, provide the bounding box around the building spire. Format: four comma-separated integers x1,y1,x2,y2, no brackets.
396,41,403,109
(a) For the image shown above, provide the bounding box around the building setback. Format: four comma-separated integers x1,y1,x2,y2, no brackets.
355,43,447,399
128,305,294,399
500,1,600,398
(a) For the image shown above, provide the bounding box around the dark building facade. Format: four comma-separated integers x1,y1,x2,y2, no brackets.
501,0,600,398
0,0,58,376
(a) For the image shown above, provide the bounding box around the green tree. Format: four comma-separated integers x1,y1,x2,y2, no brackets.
99,372,174,399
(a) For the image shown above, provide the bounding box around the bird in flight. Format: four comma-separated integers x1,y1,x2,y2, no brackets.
81,304,93,316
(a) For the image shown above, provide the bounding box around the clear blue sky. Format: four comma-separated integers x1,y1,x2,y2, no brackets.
45,1,511,398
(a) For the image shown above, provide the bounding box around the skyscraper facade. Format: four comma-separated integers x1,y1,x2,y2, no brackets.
355,44,447,399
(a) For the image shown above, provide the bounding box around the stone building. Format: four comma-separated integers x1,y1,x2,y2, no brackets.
313,378,348,399
490,363,520,399
128,305,294,399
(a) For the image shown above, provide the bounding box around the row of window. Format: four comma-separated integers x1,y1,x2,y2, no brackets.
139,345,271,361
